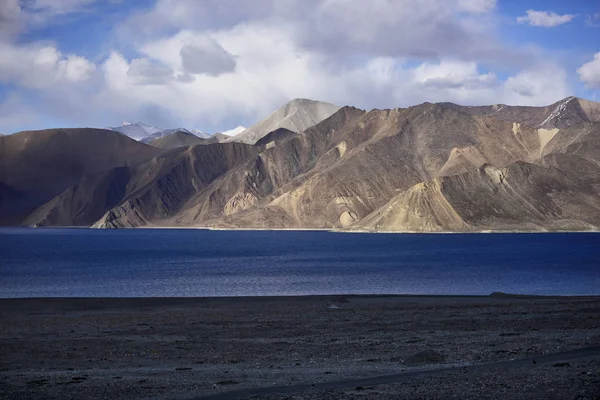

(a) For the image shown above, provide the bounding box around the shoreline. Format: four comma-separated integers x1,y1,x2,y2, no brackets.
3,293,600,303
3,225,600,234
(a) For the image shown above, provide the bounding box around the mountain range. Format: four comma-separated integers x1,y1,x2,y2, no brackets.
2,96,600,232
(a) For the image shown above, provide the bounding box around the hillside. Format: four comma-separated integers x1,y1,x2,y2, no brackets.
13,97,600,232
0,128,160,225
28,143,259,227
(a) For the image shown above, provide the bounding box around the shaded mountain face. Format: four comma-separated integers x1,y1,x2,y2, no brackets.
232,98,341,144
0,128,160,225
28,143,259,228
14,97,600,232
147,130,207,149
254,128,297,147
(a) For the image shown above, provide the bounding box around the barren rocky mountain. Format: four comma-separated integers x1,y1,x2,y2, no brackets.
0,128,160,225
27,142,259,227
7,97,600,231
231,98,341,144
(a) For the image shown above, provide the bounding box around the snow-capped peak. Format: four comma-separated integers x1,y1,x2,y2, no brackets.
221,126,246,137
107,122,163,141
539,96,576,128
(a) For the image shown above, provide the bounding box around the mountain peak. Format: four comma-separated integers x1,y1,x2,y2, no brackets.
232,98,341,144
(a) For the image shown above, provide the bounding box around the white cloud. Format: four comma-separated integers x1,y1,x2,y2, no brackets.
0,0,575,133
504,65,569,105
414,60,497,89
0,42,95,89
517,10,575,27
577,53,600,89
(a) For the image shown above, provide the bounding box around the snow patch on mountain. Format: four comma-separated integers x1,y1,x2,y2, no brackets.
107,122,162,141
220,126,246,137
539,96,576,128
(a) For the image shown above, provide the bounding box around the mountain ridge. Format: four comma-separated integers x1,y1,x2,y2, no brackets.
7,96,600,232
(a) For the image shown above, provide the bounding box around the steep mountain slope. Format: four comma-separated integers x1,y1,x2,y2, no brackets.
0,128,160,225
29,143,259,227
200,103,547,229
148,130,207,149
357,161,600,232
232,98,341,144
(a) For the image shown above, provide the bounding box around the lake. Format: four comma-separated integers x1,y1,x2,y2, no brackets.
0,228,598,298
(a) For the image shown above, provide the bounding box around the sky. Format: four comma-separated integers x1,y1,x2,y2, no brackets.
0,0,599,134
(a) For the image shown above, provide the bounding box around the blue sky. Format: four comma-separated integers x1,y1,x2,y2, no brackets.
0,0,599,134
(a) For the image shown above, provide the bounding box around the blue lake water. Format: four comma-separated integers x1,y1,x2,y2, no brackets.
0,228,599,298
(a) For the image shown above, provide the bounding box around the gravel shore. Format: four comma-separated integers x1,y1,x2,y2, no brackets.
1,295,599,399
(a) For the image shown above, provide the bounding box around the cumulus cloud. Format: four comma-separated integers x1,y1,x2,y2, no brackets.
413,60,497,89
504,65,569,105
0,42,95,89
0,0,576,133
517,10,575,27
577,53,600,89
127,58,174,85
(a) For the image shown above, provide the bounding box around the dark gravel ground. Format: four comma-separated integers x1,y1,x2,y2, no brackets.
0,295,599,399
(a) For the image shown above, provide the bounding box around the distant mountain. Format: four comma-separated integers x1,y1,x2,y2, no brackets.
108,123,210,142
141,128,209,144
220,126,246,137
148,130,207,149
191,129,211,139
12,96,600,232
0,128,160,225
107,122,162,141
204,133,231,144
231,98,341,144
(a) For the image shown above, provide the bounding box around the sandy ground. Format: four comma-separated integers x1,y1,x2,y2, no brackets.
0,295,599,399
